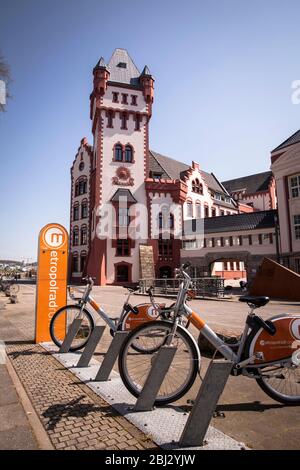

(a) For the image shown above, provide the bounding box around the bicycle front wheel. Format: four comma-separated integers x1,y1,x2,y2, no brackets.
50,305,94,351
118,321,199,405
9,283,19,295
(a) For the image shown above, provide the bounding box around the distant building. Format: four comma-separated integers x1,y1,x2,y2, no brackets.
222,171,276,212
271,129,300,273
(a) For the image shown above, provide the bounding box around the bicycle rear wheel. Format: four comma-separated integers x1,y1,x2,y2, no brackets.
255,363,300,405
50,305,94,351
118,320,199,405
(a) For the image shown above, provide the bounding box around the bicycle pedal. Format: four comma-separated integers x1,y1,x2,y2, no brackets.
213,411,225,418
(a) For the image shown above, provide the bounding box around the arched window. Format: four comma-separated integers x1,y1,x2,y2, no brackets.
73,227,79,246
75,177,87,196
196,202,201,218
169,213,174,229
125,145,133,163
187,201,193,217
80,251,87,272
80,225,87,245
81,200,88,219
72,252,78,273
192,179,203,195
114,144,123,162
73,202,79,221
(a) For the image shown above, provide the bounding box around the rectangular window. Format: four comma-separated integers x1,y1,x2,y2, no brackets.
81,204,88,219
79,180,87,195
135,114,141,131
220,210,225,216
72,256,78,273
80,255,86,272
112,92,119,103
120,113,127,130
118,207,129,226
248,234,252,245
158,238,173,257
230,261,235,271
204,206,209,217
196,204,201,218
131,95,137,106
294,215,300,239
187,202,193,217
116,239,130,256
258,234,263,245
73,206,79,221
107,111,113,128
152,172,162,179
211,207,216,217
121,93,128,104
290,175,300,198
223,262,228,270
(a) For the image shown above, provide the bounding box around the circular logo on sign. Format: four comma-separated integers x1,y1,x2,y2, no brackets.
43,226,66,249
290,318,300,340
147,305,160,318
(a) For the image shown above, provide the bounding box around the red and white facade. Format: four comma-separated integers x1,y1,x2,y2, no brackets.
70,49,275,285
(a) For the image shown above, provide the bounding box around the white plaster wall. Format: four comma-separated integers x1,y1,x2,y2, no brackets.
272,143,300,254
183,166,238,219
181,228,276,258
99,84,148,283
102,86,146,113
240,193,270,211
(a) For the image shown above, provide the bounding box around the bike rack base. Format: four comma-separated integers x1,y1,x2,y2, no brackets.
179,359,233,447
94,331,129,382
76,326,106,368
58,319,83,353
134,346,177,412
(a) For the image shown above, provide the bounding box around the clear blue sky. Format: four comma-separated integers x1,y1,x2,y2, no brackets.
0,0,299,261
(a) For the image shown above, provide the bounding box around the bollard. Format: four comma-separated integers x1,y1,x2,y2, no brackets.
76,326,106,368
134,345,177,412
179,359,233,447
59,318,83,353
94,331,129,382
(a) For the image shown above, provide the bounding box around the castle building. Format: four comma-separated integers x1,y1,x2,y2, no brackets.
69,49,277,285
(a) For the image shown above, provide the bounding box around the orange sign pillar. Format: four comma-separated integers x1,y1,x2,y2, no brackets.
35,223,69,343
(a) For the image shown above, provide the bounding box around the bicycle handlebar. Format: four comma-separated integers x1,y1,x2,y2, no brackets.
82,276,94,286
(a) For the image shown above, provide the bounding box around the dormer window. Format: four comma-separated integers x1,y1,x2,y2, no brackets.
117,62,127,68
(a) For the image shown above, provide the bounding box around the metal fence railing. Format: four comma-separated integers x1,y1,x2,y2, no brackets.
139,277,225,298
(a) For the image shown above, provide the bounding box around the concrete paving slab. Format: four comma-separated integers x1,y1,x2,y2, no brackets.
42,343,246,450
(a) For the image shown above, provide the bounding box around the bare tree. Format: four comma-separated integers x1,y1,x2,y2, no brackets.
0,54,11,111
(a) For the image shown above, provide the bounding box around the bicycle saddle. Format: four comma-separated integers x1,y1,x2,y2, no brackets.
239,295,269,308
124,285,139,292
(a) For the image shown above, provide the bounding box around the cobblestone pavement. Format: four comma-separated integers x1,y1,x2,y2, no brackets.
6,343,157,450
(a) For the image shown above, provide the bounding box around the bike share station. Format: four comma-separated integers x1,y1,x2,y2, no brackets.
36,223,246,450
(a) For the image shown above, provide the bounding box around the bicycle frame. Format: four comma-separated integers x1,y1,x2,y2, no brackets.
71,282,137,332
173,267,294,371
